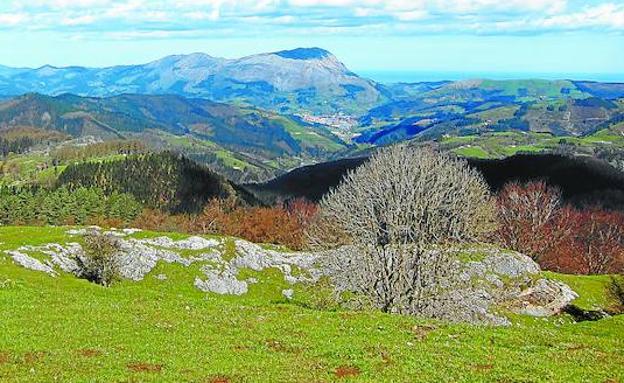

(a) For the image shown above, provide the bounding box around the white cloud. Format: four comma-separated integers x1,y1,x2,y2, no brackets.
539,3,624,29
61,14,96,25
1,0,623,36
103,0,144,18
0,12,27,25
432,0,566,14
14,0,113,9
185,11,220,21
394,10,428,21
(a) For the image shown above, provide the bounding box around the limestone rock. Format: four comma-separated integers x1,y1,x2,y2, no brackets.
282,289,294,300
513,279,579,317
5,251,57,276
140,236,220,250
194,269,248,295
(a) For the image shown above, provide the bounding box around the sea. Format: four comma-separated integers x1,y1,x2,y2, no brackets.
358,70,624,84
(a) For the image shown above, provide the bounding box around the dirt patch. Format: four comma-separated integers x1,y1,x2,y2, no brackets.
232,344,252,352
206,376,231,383
0,352,11,365
472,363,493,372
339,312,357,320
78,349,103,358
366,345,393,368
411,324,438,340
264,339,300,354
23,351,46,364
380,350,392,366
334,365,361,378
127,362,163,373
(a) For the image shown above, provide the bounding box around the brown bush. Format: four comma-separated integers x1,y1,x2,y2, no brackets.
86,215,125,229
542,208,624,274
132,209,190,233
131,198,317,250
494,181,624,274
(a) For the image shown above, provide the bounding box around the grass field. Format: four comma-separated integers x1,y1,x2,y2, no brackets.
442,129,624,160
0,226,623,382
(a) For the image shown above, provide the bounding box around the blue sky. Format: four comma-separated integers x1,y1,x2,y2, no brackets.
0,0,623,80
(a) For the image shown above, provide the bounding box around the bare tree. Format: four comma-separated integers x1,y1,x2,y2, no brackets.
309,145,495,315
493,181,561,261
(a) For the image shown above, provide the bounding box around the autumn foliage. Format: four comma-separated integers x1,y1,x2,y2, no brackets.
494,181,561,261
494,181,624,274
133,198,317,250
541,207,624,274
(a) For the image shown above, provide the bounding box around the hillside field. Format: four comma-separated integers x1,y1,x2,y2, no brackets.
0,226,623,382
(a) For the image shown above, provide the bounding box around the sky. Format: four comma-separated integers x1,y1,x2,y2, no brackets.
0,0,623,81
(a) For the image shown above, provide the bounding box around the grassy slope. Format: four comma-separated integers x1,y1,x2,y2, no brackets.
0,152,139,187
0,226,623,382
441,129,624,160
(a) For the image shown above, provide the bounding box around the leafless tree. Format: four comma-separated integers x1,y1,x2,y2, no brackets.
493,181,561,261
309,145,495,315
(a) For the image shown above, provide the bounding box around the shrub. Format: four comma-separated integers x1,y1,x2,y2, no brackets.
493,181,624,275
569,209,624,274
178,197,317,250
132,208,189,233
607,275,624,313
75,233,122,287
309,145,495,315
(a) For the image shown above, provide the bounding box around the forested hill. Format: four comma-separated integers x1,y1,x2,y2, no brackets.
248,153,624,210
57,152,256,213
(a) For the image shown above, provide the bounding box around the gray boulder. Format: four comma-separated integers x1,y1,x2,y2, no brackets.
5,251,57,276
422,247,577,325
513,279,579,317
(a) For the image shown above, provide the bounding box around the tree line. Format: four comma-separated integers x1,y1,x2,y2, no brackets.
0,186,142,226
0,136,36,157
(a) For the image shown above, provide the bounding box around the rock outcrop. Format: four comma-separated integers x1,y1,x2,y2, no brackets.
445,247,578,325
2,229,578,325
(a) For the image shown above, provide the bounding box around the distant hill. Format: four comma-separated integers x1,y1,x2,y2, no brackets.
0,48,385,115
359,80,624,145
0,93,349,182
245,157,368,203
249,153,624,210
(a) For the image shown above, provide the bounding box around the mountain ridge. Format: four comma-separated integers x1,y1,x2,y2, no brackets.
0,48,384,115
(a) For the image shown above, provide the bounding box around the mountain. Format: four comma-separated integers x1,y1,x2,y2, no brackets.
0,48,385,115
0,93,350,182
245,157,368,203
